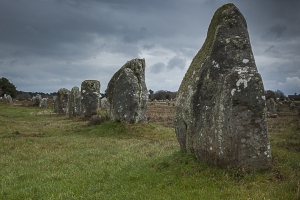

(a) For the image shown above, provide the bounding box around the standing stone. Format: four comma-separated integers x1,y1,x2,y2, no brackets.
68,86,81,117
32,94,42,106
81,80,100,117
4,94,12,104
53,96,58,112
290,101,295,110
277,102,283,112
56,88,70,114
266,98,277,117
100,97,110,110
173,4,271,169
39,98,48,108
106,58,148,123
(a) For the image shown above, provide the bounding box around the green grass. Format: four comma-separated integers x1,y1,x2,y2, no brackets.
0,103,299,199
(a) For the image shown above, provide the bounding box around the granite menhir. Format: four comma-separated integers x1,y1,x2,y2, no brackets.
69,86,81,117
81,80,100,117
56,88,70,114
106,58,148,123
173,3,271,170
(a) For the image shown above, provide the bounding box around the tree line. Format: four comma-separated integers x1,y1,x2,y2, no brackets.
0,77,289,101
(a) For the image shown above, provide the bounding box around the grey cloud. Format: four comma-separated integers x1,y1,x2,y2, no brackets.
0,0,299,95
142,44,155,50
123,27,149,43
264,45,280,55
263,24,287,41
166,56,186,70
149,62,165,74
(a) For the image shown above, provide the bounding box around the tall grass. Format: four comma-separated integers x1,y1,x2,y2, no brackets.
0,103,299,199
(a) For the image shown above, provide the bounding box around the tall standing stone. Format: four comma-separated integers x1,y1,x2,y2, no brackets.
69,86,81,117
56,88,70,114
53,96,58,112
68,86,81,117
81,80,100,117
173,4,271,169
266,98,277,117
106,58,148,123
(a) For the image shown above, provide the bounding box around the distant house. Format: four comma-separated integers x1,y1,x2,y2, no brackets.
288,94,300,101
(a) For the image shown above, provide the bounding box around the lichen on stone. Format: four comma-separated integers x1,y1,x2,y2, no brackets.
106,58,148,124
173,3,271,170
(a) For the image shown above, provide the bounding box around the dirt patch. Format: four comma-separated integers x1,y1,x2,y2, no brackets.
147,102,175,127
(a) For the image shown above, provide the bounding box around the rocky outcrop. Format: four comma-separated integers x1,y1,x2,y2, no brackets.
69,86,81,117
173,4,271,170
106,58,148,123
81,80,100,117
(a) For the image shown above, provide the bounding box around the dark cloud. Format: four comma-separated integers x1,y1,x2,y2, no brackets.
264,45,280,55
142,44,155,50
263,24,287,41
0,0,299,95
166,56,186,70
122,27,149,43
149,62,165,74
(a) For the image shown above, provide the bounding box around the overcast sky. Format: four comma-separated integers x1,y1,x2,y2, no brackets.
1,0,300,96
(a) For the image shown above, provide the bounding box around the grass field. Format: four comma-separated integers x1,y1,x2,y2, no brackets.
0,102,299,199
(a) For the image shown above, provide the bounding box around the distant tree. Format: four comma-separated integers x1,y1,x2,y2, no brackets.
148,89,154,99
0,77,17,98
265,90,275,100
150,90,177,100
16,91,31,100
149,89,154,95
274,89,286,99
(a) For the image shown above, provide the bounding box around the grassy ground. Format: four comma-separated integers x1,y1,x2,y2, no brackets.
0,103,299,199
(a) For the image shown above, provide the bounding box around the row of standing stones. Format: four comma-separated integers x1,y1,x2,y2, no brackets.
2,3,279,170
53,58,148,124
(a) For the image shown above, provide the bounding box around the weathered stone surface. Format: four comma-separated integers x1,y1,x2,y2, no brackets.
266,98,277,117
81,80,100,117
56,88,70,114
290,101,295,110
53,96,58,112
32,94,42,106
173,4,271,169
277,102,283,112
100,97,110,110
4,94,12,104
39,98,48,108
68,86,81,117
106,58,148,123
